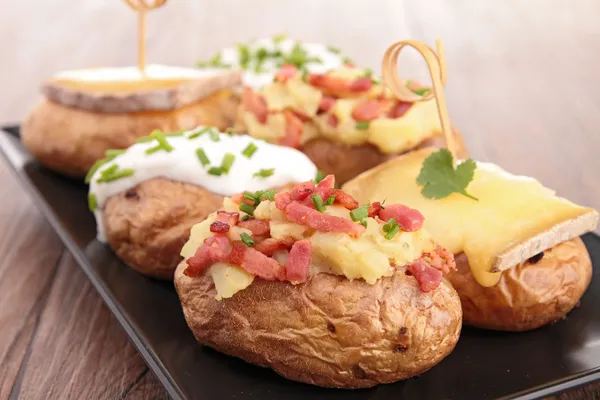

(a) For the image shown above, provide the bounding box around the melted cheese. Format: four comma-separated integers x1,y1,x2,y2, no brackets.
342,148,597,286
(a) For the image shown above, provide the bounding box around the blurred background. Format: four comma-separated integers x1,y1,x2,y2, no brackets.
1,0,599,207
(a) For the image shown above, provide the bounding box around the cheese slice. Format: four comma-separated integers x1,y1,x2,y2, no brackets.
342,148,598,286
43,64,242,113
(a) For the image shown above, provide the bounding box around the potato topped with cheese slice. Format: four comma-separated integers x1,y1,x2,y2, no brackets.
239,64,467,184
343,148,598,331
174,175,462,388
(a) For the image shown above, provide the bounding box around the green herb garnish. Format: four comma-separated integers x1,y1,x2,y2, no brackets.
325,195,335,206
363,68,373,78
327,46,341,54
238,44,251,68
240,232,255,247
207,167,224,176
253,168,275,178
273,33,288,44
412,87,430,96
221,153,235,173
416,148,478,200
145,130,174,155
208,129,220,142
239,202,255,216
188,126,211,140
349,204,369,222
382,218,397,233
96,164,135,183
384,223,400,240
88,193,98,212
314,170,325,183
85,159,109,184
342,56,354,65
301,68,309,83
312,194,326,212
241,214,250,221
105,149,126,158
242,142,258,158
196,148,210,167
361,220,368,228
356,121,370,130
243,192,257,202
136,136,155,143
259,189,276,201
197,52,230,69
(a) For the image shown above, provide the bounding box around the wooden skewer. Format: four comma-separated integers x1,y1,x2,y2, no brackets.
124,0,168,75
381,39,457,160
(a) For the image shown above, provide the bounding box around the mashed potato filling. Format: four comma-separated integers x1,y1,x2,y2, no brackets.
181,200,436,299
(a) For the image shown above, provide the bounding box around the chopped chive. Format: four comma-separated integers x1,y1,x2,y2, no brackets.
145,145,162,155
342,56,354,65
243,192,257,202
208,129,220,142
96,168,135,183
327,45,341,54
196,148,210,166
363,68,373,78
105,149,126,158
88,193,98,212
259,189,276,201
240,232,255,247
325,195,335,206
314,170,325,183
241,214,250,221
311,194,326,212
224,127,235,135
253,168,275,178
151,130,174,152
273,33,287,43
301,68,309,83
237,44,251,68
100,164,118,178
361,219,368,228
207,167,224,176
136,136,154,143
188,127,210,140
385,224,400,240
356,121,370,130
239,202,255,216
241,142,258,158
85,159,108,184
221,153,235,173
349,204,369,222
382,218,397,233
412,87,430,96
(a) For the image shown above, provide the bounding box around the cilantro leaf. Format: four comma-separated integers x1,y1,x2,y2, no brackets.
416,149,478,200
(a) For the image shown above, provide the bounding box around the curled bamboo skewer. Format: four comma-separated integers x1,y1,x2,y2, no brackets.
381,39,457,160
124,0,168,75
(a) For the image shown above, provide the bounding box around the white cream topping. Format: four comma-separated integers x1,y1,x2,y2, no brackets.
199,37,349,89
89,128,317,242
54,64,228,82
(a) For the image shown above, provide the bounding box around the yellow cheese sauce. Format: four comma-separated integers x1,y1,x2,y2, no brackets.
342,148,595,286
242,66,441,153
181,200,435,299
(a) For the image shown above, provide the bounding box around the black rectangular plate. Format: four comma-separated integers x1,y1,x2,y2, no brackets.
2,125,600,400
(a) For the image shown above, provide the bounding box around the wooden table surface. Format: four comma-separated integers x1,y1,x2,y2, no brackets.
1,1,600,399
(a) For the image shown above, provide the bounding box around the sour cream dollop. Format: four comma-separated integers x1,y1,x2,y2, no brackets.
89,128,318,242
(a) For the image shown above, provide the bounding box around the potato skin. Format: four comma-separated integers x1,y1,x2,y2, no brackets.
103,178,223,280
22,91,239,177
174,263,462,388
300,129,469,185
447,238,592,331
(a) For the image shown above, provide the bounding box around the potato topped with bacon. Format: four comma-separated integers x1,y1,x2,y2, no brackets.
174,175,462,388
240,65,467,183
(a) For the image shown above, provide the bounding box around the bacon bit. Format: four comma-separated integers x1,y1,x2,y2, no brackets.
349,77,373,92
275,63,298,83
407,259,443,293
318,96,336,113
285,201,365,238
332,189,359,210
290,110,311,122
367,201,383,217
378,204,424,232
228,242,286,281
254,237,294,256
242,87,268,124
210,220,230,233
275,191,293,210
290,181,316,201
316,174,335,190
184,235,230,277
286,240,312,283
216,211,240,226
388,101,412,119
328,114,339,128
424,245,457,275
280,110,304,148
238,219,270,236
352,99,386,122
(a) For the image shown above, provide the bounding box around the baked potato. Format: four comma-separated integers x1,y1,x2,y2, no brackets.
449,238,592,331
174,175,462,388
88,128,317,279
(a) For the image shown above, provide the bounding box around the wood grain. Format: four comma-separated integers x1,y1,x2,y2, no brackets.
0,0,599,399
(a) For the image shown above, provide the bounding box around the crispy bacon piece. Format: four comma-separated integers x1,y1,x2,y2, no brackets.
254,237,294,256
238,219,270,236
290,181,316,201
378,204,424,232
318,96,336,113
291,110,311,122
424,245,457,275
367,201,383,217
407,258,443,293
275,63,298,83
286,240,312,283
332,189,359,210
308,74,371,96
228,242,286,281
352,99,386,122
216,211,240,226
328,114,339,128
388,101,412,119
280,110,304,148
242,87,268,124
275,191,293,210
210,221,230,233
349,77,373,92
184,235,230,277
285,201,365,238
